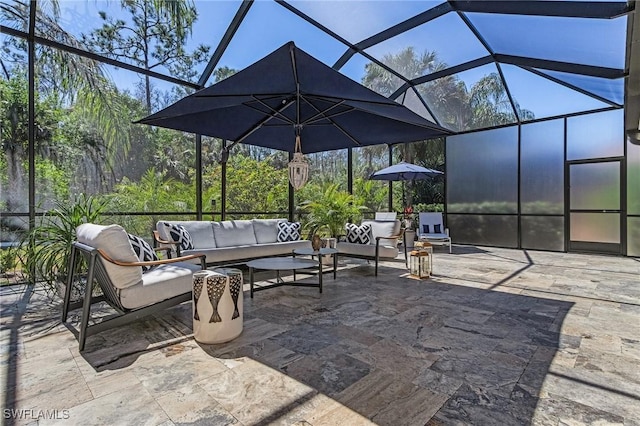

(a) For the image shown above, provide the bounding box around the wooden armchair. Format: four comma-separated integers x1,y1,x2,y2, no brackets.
336,219,407,275
61,224,206,351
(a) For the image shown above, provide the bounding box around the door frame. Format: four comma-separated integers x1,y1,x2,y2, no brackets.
565,157,626,254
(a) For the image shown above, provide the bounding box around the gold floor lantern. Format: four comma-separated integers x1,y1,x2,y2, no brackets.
288,134,309,190
409,244,433,279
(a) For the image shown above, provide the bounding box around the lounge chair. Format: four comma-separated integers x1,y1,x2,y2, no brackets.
374,212,398,221
418,212,452,253
61,223,206,351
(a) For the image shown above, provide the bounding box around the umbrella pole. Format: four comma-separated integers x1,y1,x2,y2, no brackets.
402,181,406,210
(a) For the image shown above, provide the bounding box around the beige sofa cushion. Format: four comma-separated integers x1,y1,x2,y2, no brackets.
213,220,258,248
252,218,285,244
76,223,142,289
157,220,215,249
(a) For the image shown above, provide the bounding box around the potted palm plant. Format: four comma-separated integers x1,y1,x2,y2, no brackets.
19,194,107,300
300,184,366,247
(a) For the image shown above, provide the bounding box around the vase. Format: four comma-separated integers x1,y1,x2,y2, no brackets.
311,234,322,251
404,229,416,250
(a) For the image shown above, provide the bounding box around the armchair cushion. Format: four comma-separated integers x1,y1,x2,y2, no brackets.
362,220,401,248
337,242,399,260
119,262,202,310
76,223,142,289
277,221,301,242
345,223,372,244
160,222,194,251
127,233,159,272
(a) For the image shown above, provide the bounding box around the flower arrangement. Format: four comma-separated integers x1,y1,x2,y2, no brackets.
403,206,414,230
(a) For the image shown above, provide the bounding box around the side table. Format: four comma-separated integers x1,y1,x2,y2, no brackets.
192,268,243,344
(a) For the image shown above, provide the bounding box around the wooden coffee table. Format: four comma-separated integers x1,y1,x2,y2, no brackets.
247,257,321,298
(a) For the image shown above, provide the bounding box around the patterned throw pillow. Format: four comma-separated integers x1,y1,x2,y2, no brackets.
161,222,194,251
345,223,372,244
127,233,159,272
277,221,301,242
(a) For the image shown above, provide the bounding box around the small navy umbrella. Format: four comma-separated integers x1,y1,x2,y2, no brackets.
369,162,443,181
369,162,444,208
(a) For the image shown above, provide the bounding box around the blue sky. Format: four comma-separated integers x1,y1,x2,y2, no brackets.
54,0,626,120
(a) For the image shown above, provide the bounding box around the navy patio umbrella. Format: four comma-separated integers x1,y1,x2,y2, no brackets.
369,162,444,208
369,162,444,181
136,42,451,155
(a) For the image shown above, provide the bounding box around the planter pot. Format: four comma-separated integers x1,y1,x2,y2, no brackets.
321,238,337,265
311,234,322,251
404,230,416,250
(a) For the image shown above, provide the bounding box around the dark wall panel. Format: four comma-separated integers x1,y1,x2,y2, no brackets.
520,119,564,214
521,216,565,251
447,214,518,248
446,126,518,213
628,217,640,257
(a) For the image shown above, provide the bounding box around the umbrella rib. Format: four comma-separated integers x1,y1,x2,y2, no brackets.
305,94,449,131
246,96,295,125
301,94,362,147
299,99,347,125
226,99,296,150
305,107,354,125
304,94,398,107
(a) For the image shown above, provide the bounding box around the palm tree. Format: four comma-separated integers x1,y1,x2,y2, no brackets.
469,73,516,128
0,0,200,216
1,1,133,212
300,184,366,239
362,47,445,97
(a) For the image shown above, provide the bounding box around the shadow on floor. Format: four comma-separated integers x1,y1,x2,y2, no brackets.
6,248,639,425
63,262,575,424
195,264,574,425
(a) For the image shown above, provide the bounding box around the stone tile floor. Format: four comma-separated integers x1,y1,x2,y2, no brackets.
1,246,639,425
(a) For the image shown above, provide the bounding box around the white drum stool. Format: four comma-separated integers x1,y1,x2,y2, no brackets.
192,268,243,344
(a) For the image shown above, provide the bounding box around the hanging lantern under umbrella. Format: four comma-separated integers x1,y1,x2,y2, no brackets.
288,134,309,189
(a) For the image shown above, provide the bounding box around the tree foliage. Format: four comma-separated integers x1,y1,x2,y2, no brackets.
363,46,534,132
2,5,541,258
82,0,210,111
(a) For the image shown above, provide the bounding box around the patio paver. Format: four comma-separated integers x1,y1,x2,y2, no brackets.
1,246,638,425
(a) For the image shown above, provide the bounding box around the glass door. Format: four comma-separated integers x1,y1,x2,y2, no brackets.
568,160,622,254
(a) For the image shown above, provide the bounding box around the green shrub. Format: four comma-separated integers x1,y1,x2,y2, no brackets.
0,249,16,274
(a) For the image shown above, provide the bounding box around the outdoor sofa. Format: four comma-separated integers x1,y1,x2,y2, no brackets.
154,219,312,267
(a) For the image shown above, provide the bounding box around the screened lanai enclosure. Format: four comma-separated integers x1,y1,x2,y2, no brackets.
1,0,639,260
